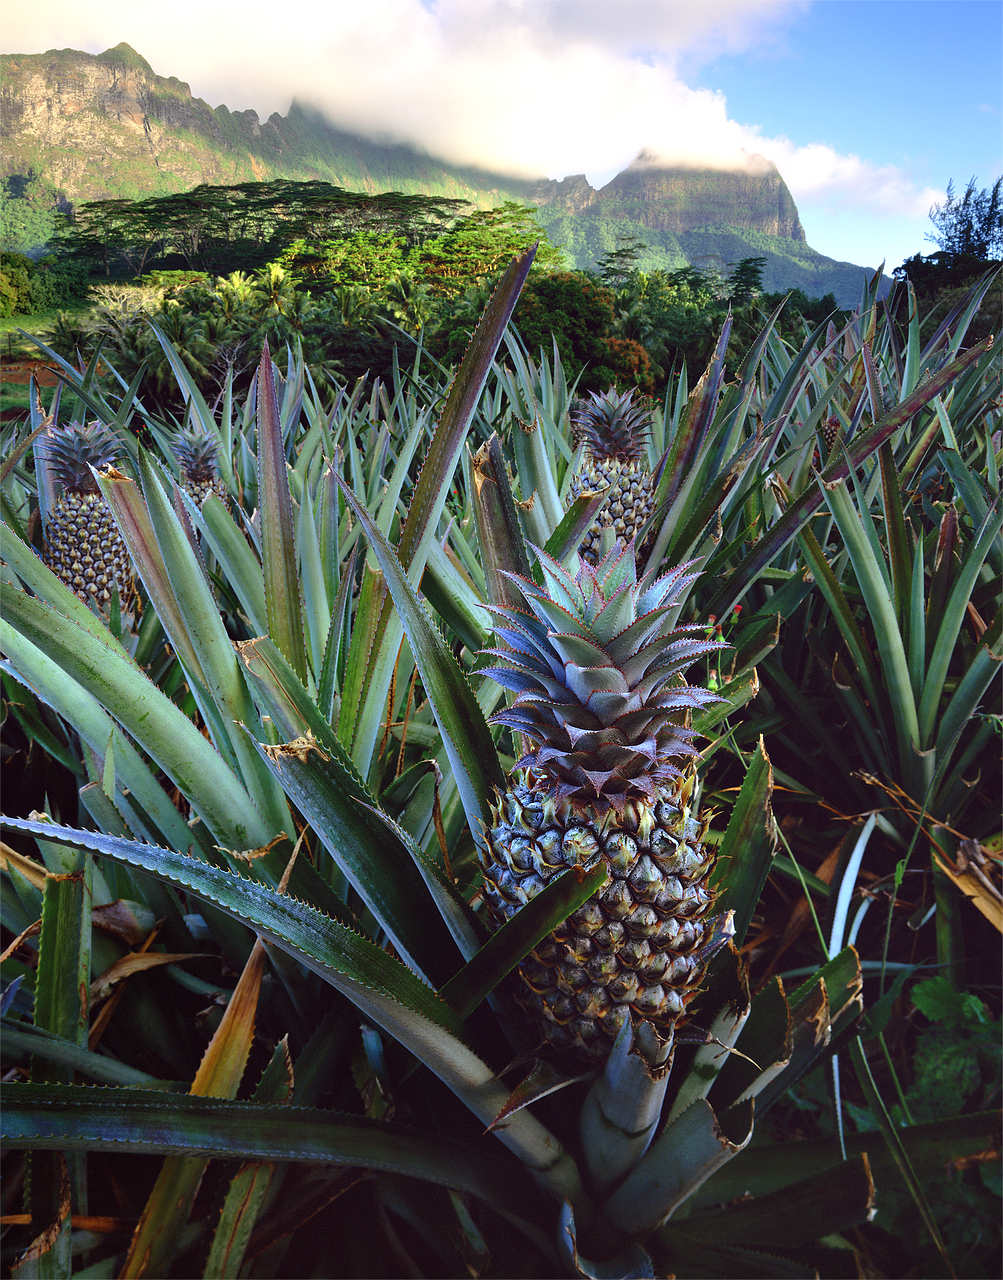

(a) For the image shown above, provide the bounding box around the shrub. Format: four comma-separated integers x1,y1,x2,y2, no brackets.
0,251,90,317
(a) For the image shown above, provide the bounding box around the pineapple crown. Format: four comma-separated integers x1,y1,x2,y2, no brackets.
481,541,727,812
570,385,651,464
172,428,221,480
44,421,121,495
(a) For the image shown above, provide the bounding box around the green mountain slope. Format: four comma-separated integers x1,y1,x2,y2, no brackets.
536,212,881,305
531,157,887,305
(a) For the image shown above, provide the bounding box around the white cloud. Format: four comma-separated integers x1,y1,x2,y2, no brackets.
2,0,941,242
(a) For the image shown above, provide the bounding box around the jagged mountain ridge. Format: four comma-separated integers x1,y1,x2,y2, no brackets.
1,42,883,303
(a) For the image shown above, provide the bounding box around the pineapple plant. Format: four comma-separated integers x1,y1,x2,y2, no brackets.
480,539,729,1058
567,385,657,565
41,420,136,610
6,253,994,1278
172,427,229,509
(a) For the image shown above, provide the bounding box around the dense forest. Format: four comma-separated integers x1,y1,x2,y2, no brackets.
1,177,856,405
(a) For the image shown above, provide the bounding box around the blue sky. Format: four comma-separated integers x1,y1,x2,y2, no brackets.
4,1,1001,272
683,1,1002,271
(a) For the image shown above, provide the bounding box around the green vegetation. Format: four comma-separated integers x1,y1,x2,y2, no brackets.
928,177,1003,260
14,179,833,403
94,42,155,75
893,177,1003,345
0,174,65,257
535,209,882,307
0,253,90,319
1,234,999,1278
2,43,896,313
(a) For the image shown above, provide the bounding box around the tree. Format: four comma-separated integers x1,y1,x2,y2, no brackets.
54,198,166,276
596,236,647,289
54,182,473,278
927,177,1003,260
510,271,655,394
728,256,767,305
414,203,564,297
0,174,64,256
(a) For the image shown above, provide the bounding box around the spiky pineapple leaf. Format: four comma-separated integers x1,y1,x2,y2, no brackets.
580,1016,674,1192
0,1085,545,1229
119,939,271,1279
439,860,610,1020
690,1108,1003,1208
711,737,777,948
104,454,293,838
0,816,584,1206
201,1040,293,1280
341,246,536,775
1,584,273,854
702,334,995,620
239,631,482,966
2,814,461,1036
246,728,464,987
471,433,535,616
337,476,505,845
33,865,92,1077
600,1097,754,1235
0,621,200,857
682,1151,875,1247
0,1021,168,1088
559,1200,655,1279
256,343,308,682
744,945,864,1116
191,491,268,635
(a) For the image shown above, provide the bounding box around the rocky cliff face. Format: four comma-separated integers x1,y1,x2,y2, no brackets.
0,44,535,207
530,149,805,242
1,45,253,197
529,173,597,216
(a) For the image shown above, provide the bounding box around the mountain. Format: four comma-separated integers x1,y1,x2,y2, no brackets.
534,150,806,240
1,43,886,304
0,43,536,208
528,153,885,305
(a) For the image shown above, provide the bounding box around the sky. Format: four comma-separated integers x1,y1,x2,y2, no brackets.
3,0,1001,271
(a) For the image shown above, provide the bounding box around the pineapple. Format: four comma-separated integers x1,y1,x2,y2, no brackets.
172,428,229,509
42,421,136,611
568,386,656,565
480,540,727,1058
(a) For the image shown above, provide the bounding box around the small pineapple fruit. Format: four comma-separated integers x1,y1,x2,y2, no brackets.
480,541,728,1059
172,428,228,509
567,386,656,565
42,421,136,610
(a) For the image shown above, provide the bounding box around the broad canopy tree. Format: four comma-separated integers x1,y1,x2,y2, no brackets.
54,181,472,277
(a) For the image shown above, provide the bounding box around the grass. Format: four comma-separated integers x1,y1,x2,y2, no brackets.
0,305,97,423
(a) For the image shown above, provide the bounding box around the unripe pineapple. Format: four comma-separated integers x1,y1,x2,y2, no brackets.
172,428,228,509
568,386,656,565
42,421,136,610
480,541,728,1058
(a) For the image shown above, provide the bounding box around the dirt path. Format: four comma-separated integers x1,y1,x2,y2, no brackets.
1,363,65,386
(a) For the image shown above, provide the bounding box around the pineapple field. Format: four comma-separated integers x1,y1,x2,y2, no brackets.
0,250,1000,1279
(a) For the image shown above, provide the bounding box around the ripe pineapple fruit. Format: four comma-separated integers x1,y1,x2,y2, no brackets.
480,541,728,1058
567,386,657,566
172,428,229,509
42,421,136,610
